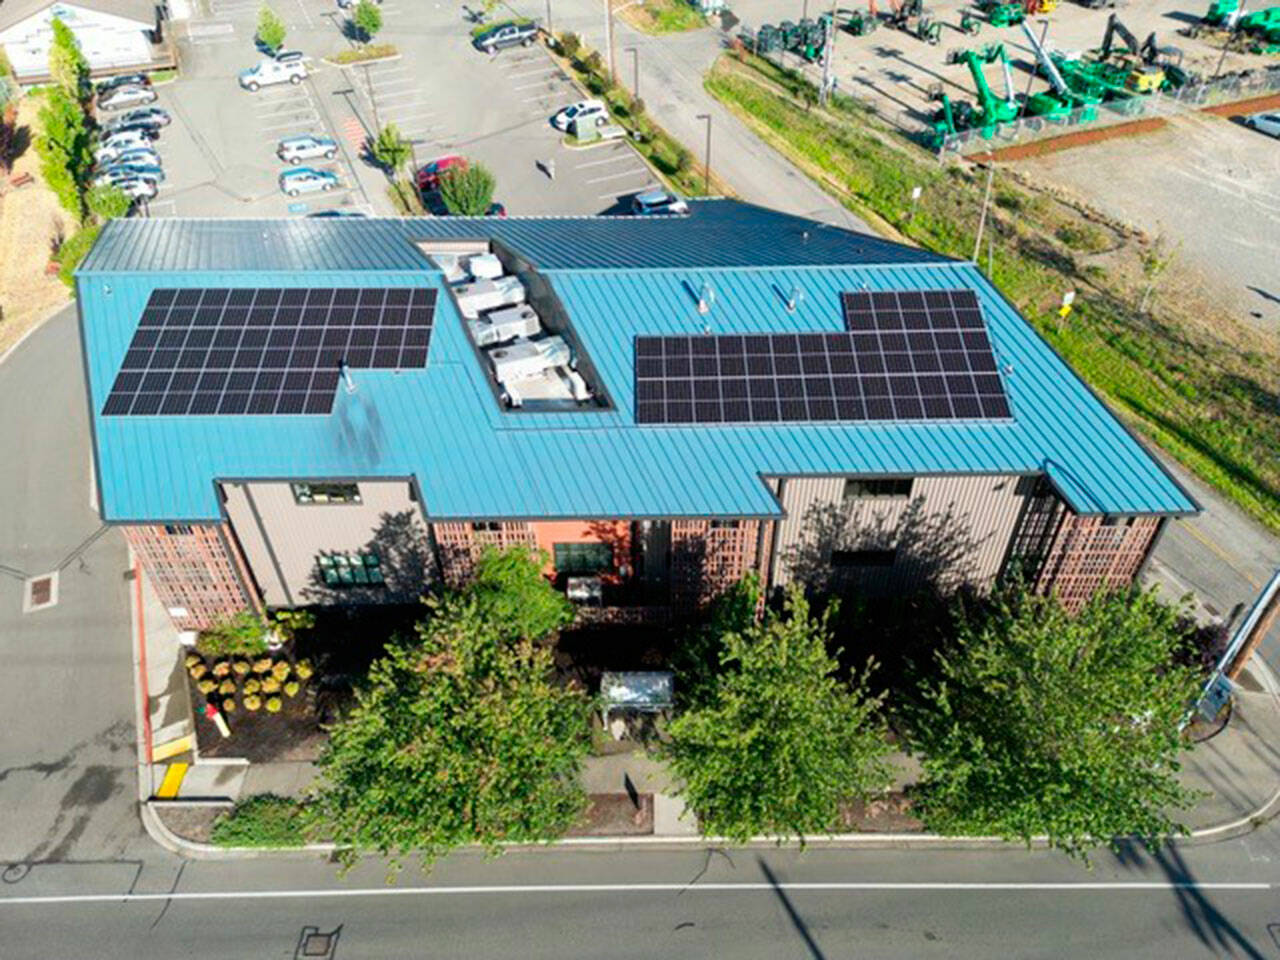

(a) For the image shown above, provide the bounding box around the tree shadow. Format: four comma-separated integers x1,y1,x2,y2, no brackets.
757,857,828,960
299,509,437,607
1112,840,1269,959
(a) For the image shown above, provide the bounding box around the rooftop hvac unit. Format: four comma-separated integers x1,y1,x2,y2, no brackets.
468,303,541,347
453,275,525,318
489,335,572,383
468,253,504,280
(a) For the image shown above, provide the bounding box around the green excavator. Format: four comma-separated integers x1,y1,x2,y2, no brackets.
930,42,1019,147
1018,21,1102,125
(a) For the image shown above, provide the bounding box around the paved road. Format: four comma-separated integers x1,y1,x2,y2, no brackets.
0,307,155,867
4,835,1280,958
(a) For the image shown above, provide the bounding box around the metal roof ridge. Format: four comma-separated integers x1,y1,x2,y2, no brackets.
540,259,962,276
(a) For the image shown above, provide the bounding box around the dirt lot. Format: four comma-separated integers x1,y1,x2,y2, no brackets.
0,97,72,358
1016,108,1280,335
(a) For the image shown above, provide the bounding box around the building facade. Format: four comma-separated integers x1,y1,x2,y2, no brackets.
0,1,162,83
75,203,1197,631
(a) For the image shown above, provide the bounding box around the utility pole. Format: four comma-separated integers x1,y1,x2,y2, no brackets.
817,0,838,106
605,0,616,82
696,112,712,193
626,46,639,97
1227,571,1280,681
972,161,995,262
545,0,553,36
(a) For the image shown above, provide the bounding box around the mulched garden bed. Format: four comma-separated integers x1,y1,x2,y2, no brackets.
840,792,924,833
568,792,655,836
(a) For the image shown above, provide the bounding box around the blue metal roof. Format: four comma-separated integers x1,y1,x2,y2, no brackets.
76,204,1197,522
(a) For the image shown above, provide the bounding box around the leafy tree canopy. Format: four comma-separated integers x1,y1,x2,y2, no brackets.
256,5,287,53
438,161,495,216
906,585,1204,859
463,546,573,642
48,17,89,101
86,183,132,221
309,592,593,870
370,122,410,173
35,86,91,220
353,0,383,40
664,586,892,843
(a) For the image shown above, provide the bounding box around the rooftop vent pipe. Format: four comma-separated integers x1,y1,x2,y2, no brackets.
697,282,715,316
786,286,804,313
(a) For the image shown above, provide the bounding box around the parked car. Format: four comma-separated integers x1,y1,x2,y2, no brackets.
1244,111,1280,138
277,134,339,165
96,128,155,154
101,161,166,184
112,176,158,200
552,99,605,132
631,189,689,216
337,0,381,6
416,154,466,191
571,114,626,141
472,20,539,53
98,85,158,111
101,120,161,142
239,58,307,91
273,49,305,64
96,145,161,168
94,166,160,189
279,166,339,196
486,202,507,217
109,106,170,130
307,209,369,217
95,73,150,96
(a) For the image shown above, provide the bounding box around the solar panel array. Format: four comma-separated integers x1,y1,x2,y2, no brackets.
101,287,436,417
633,288,1010,425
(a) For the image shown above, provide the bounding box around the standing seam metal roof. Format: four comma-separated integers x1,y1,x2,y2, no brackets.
76,201,1197,522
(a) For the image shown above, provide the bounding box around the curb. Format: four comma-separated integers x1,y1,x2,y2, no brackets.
0,301,73,368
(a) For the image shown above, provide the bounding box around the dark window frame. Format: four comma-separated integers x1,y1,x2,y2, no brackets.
553,541,614,576
292,482,362,505
843,478,914,501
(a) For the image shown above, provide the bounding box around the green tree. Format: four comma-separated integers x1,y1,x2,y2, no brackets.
55,223,100,289
464,546,573,642
663,587,893,843
438,161,495,216
86,183,132,221
34,87,92,220
256,5,287,53
352,0,384,42
48,17,89,101
907,585,1203,859
309,593,594,870
369,122,410,174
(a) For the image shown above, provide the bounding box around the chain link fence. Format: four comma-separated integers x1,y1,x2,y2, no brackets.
937,64,1280,156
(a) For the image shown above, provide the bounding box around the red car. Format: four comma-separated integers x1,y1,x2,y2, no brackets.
416,154,467,192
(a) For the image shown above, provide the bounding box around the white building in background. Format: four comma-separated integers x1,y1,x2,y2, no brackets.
0,1,162,82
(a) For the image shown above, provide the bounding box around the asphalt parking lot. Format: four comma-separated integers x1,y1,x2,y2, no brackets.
148,0,658,219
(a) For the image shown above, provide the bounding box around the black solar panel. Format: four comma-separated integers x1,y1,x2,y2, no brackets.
634,289,1010,425
102,287,436,417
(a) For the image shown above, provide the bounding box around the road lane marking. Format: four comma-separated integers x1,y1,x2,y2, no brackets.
1180,522,1263,590
587,168,650,185
0,881,1269,906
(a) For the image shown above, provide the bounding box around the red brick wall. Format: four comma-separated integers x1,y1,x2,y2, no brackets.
430,521,537,587
670,519,768,613
1033,514,1162,611
124,523,259,630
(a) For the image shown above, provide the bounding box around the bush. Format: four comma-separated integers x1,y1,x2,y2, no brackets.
560,31,581,58
244,694,262,711
439,162,496,217
197,609,269,657
266,696,283,713
55,224,98,288
211,794,308,848
329,43,397,64
256,5,286,54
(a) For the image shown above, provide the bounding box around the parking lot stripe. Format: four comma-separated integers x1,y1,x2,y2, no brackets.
512,80,559,91
599,183,656,200
575,151,635,169
586,168,650,185
505,66,558,79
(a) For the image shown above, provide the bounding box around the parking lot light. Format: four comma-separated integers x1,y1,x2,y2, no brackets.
625,46,638,98
696,112,711,194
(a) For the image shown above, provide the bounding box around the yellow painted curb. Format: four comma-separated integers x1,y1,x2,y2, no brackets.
156,762,188,799
152,734,193,762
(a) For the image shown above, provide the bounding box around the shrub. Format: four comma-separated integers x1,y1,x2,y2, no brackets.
256,5,287,54
244,694,262,711
198,610,269,658
188,662,207,680
560,31,581,58
211,794,308,848
243,677,261,695
218,678,236,696
184,653,202,669
261,676,282,694
438,162,496,217
295,660,314,680
272,661,291,681
197,679,217,694
284,680,301,698
266,697,283,713
55,225,99,288
211,660,232,678
252,656,274,674
231,658,251,675
328,43,397,64
222,698,237,713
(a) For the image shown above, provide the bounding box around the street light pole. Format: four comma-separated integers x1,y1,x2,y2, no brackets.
696,112,711,193
626,46,638,97
546,0,553,36
818,0,838,106
605,0,616,81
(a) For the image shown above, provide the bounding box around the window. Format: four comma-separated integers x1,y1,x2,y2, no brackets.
553,542,613,576
709,520,740,530
831,548,897,568
317,551,384,588
293,482,361,505
844,478,913,501
1101,516,1137,528
471,521,502,532
163,524,194,536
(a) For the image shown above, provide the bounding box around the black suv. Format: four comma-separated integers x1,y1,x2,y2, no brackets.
473,20,540,53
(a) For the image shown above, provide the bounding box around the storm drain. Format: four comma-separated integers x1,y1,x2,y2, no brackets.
295,926,341,959
22,572,58,613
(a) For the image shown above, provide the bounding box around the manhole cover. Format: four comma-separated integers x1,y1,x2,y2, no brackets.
22,573,58,613
295,926,341,959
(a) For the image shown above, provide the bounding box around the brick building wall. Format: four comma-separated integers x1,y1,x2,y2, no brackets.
670,519,768,613
1032,513,1162,611
124,523,258,631
431,521,537,587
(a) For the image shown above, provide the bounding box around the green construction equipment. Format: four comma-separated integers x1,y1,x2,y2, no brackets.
959,11,982,34
929,42,1020,146
976,0,1026,28
1202,0,1241,27
1240,6,1280,40
1019,20,1102,124
833,6,879,35
889,0,942,42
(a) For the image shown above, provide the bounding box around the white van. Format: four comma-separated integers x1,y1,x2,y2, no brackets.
239,57,308,91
